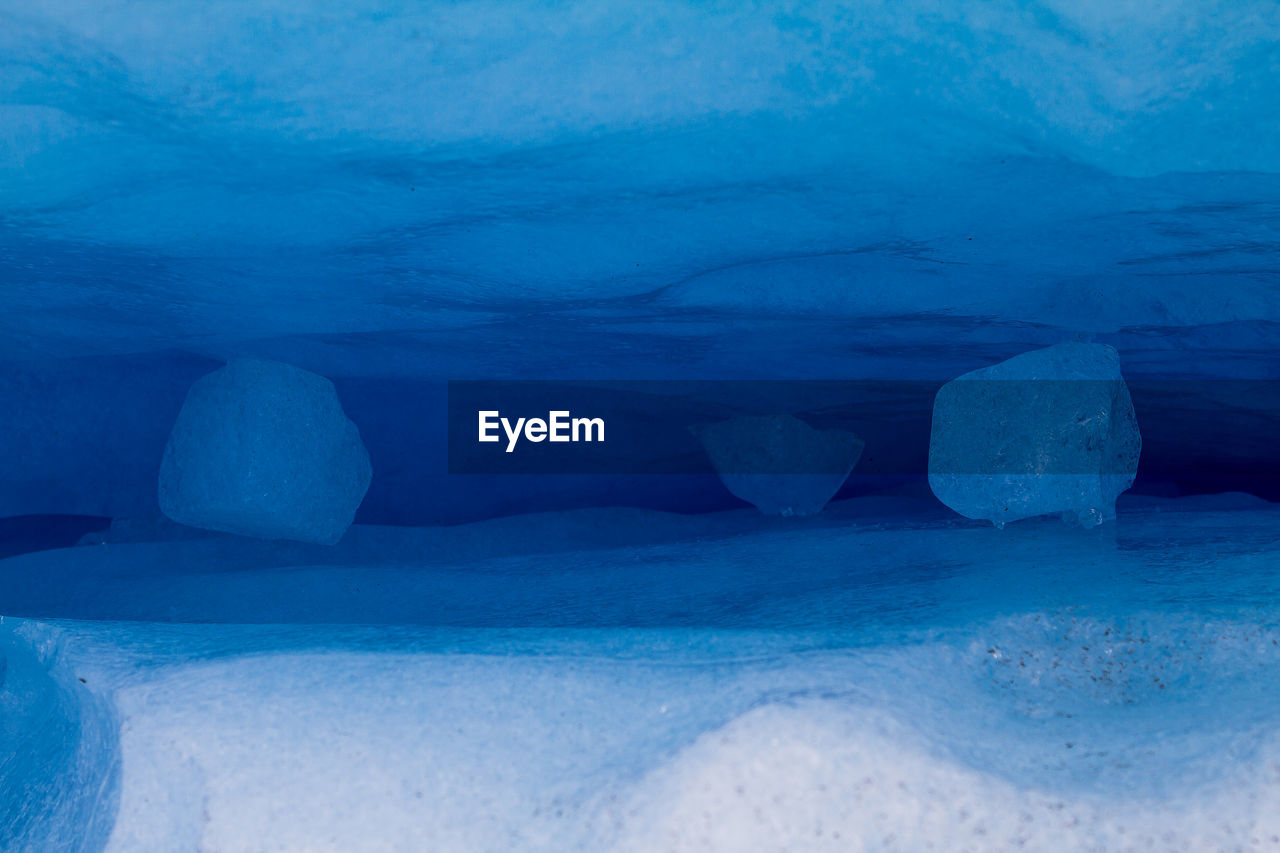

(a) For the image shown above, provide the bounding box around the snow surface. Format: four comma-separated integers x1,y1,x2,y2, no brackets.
2,495,1280,850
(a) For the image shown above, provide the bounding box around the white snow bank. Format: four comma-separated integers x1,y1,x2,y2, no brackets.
37,606,1280,852
612,696,1280,852
3,496,1278,850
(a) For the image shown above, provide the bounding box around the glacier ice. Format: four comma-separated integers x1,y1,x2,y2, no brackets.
928,343,1141,528
694,414,864,516
0,623,117,852
158,359,371,545
0,0,1278,849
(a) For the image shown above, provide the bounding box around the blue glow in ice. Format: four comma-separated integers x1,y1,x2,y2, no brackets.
929,343,1141,527
159,358,371,545
1,0,1278,849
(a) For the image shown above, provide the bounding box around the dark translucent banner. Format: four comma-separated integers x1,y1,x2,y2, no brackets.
446,380,1280,476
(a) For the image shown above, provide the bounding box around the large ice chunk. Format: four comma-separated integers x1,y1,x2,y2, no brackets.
928,343,1140,527
159,359,371,544
695,414,863,516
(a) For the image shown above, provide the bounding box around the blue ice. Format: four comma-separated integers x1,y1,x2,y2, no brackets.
1,0,1279,850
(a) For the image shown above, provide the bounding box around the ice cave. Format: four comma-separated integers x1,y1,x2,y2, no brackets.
2,1,1279,850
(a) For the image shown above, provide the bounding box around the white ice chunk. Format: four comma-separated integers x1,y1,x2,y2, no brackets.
929,342,1140,527
695,414,864,516
158,359,371,544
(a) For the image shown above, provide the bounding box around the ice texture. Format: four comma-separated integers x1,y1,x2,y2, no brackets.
4,2,1280,377
1,3,1279,523
1,1,1279,849
0,623,117,852
694,414,863,516
929,343,1141,527
0,496,1277,851
158,359,371,545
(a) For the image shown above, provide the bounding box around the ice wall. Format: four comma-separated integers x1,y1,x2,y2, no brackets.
3,1,1279,355
1,1,1278,516
0,624,118,852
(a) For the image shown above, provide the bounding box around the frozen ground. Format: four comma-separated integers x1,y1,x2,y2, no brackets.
3,493,1280,851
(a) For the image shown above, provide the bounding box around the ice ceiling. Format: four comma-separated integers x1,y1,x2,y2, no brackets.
1,0,1278,523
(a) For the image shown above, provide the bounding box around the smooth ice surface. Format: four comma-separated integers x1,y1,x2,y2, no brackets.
695,414,864,516
159,359,371,544
1,495,1279,850
929,343,1141,527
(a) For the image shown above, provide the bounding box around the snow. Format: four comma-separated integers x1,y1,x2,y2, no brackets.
3,495,1280,850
